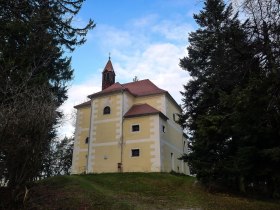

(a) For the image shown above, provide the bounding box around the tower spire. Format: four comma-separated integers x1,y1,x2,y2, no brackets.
102,56,115,90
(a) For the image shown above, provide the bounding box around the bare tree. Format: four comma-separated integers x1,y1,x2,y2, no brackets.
232,0,280,74
0,84,57,188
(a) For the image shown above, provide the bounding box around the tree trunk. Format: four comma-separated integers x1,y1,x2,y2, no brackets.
238,175,246,193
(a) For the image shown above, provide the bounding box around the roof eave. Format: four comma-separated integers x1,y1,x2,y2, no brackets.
134,91,167,97
124,112,168,121
159,112,169,121
124,112,159,119
74,102,91,109
165,92,182,111
88,89,123,99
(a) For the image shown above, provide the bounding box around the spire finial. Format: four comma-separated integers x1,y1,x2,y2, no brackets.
109,52,111,60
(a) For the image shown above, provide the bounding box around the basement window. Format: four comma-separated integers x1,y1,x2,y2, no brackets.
103,106,111,115
131,149,140,157
132,124,140,132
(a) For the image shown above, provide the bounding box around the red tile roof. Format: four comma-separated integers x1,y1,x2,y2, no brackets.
88,79,167,98
88,82,123,98
124,103,168,120
74,100,91,108
123,79,167,96
77,79,181,111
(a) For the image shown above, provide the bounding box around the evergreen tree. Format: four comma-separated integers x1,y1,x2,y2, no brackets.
232,0,280,197
179,0,254,190
0,0,94,193
180,0,280,197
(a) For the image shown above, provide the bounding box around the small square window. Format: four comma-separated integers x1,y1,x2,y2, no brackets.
131,149,140,157
132,124,140,132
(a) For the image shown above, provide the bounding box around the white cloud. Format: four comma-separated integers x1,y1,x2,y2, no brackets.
129,14,158,28
113,43,190,102
152,21,194,41
93,25,141,50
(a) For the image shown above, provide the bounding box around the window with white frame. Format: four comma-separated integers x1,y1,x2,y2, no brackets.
131,149,140,157
131,124,140,132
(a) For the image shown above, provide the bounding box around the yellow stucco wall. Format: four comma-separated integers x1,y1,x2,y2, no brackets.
72,105,91,174
76,151,88,173
122,115,161,172
124,92,134,113
123,116,153,172
123,116,151,140
165,95,181,120
122,142,153,172
160,96,188,174
164,96,184,149
72,89,189,175
95,121,117,143
92,145,121,173
88,93,122,173
135,94,165,113
95,93,121,119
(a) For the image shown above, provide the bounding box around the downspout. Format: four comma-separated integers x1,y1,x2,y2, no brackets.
86,100,93,173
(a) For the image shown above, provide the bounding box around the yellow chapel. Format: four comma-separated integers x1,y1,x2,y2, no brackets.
71,58,190,175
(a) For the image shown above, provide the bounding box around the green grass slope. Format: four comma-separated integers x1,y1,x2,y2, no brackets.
26,173,280,210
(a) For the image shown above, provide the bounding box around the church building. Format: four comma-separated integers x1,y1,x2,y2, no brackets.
71,58,190,174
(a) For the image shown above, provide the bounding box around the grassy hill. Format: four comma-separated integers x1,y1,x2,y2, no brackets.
26,173,279,210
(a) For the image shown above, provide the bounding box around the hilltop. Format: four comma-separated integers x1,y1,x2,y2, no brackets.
23,173,279,210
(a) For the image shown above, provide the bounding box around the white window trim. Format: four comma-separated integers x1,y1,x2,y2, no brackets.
131,124,140,133
131,148,140,157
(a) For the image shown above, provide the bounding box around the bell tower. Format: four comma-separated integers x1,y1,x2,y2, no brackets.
102,56,115,90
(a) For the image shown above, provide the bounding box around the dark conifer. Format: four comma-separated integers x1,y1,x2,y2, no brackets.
0,0,94,192
180,0,280,197
180,0,255,191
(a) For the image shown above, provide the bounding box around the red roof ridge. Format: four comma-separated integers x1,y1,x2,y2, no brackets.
122,79,167,97
124,103,168,120
88,82,124,98
122,78,150,85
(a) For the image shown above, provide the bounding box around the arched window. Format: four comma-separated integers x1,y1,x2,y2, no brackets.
103,106,111,115
106,72,110,80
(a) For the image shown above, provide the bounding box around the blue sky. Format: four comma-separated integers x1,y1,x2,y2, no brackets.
59,0,204,137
